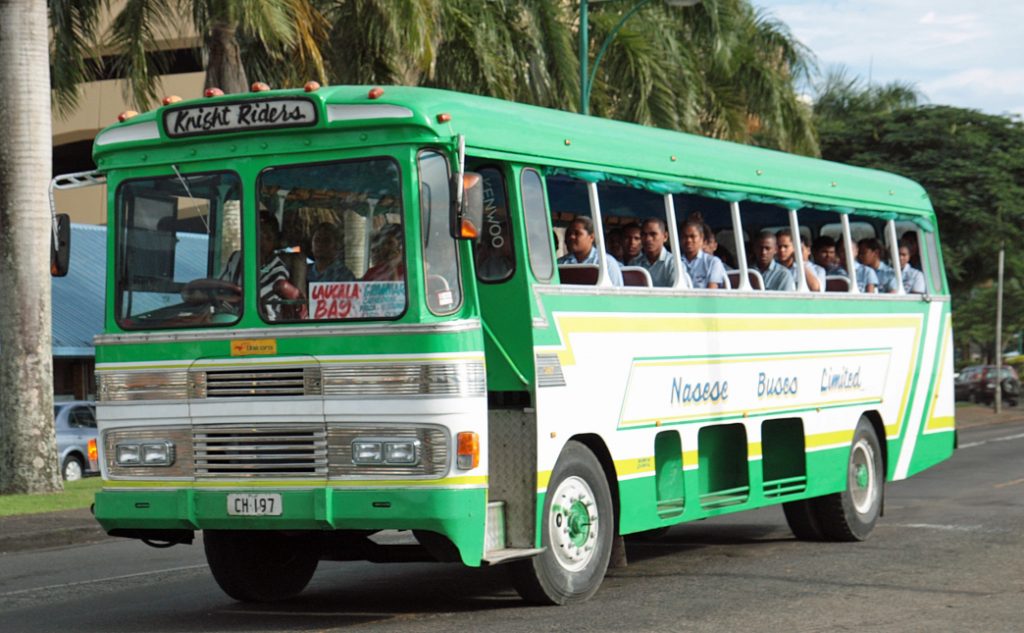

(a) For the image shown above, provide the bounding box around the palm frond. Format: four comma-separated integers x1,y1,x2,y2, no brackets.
49,0,105,117
108,0,178,110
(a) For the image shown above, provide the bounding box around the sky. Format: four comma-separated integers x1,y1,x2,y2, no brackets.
752,1,1024,118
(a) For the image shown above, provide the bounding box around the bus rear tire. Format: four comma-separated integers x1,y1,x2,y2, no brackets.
812,418,884,542
509,440,613,605
204,530,319,602
782,499,825,541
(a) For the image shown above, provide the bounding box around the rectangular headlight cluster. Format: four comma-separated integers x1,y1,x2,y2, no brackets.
115,440,176,467
351,438,421,466
104,427,193,479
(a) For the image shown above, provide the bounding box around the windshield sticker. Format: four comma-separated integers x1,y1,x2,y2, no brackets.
309,281,405,319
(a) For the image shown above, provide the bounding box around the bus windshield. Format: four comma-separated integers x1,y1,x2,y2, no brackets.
255,156,405,323
115,171,243,329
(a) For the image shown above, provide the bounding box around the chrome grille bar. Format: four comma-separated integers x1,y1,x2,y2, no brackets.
194,425,328,477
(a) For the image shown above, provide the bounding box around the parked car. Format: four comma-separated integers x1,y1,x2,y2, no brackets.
55,401,99,481
954,365,1020,406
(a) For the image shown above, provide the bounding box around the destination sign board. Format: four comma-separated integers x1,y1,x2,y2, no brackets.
163,98,318,138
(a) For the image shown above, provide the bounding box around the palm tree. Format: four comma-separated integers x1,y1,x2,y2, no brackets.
50,0,329,113
0,0,62,494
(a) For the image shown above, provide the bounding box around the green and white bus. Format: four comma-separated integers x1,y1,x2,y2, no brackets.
68,84,955,604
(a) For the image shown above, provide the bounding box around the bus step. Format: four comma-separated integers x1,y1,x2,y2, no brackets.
482,547,545,565
485,500,506,552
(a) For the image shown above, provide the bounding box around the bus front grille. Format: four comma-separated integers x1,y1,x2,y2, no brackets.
194,425,328,477
190,366,322,398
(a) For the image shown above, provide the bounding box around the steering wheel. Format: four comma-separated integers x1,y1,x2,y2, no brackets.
182,278,243,305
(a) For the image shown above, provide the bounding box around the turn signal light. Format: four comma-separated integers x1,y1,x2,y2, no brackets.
204,87,224,98
457,432,479,470
436,113,451,123
368,87,384,99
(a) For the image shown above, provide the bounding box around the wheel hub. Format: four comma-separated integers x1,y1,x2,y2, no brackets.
548,475,599,572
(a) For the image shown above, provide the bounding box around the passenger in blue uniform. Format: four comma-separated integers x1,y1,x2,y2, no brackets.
558,216,623,286
680,219,726,288
752,231,795,291
836,239,877,293
899,243,926,294
628,218,677,287
776,229,822,291
857,238,898,293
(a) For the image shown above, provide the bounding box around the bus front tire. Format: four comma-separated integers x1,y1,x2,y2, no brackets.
814,418,884,542
509,440,613,605
204,530,319,602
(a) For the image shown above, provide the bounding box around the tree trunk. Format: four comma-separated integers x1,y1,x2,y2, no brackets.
0,0,60,493
204,22,248,94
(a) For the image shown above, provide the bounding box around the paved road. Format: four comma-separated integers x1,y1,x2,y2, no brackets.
2,422,1022,633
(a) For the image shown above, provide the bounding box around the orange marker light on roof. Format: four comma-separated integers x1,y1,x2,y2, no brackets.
204,87,224,98
368,87,384,99
304,81,321,92
162,95,182,105
251,81,270,92
436,113,451,123
117,110,139,122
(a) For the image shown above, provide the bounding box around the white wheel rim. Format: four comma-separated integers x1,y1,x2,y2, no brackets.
65,461,82,482
548,475,600,572
849,439,878,515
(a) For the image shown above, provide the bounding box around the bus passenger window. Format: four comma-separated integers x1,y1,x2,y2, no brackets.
521,169,554,282
474,167,514,283
418,150,463,314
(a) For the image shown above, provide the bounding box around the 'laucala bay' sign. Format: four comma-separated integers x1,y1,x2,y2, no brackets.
163,99,318,138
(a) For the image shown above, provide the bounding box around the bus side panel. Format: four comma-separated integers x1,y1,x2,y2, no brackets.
530,289,949,536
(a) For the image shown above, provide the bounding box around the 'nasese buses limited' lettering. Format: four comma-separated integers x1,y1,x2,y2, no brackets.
671,377,729,405
820,366,862,392
757,372,798,398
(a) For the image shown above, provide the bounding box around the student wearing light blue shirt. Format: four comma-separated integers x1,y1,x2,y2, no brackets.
837,239,877,293
753,231,795,292
680,220,727,288
628,218,677,287
899,244,926,294
857,238,898,293
558,216,623,286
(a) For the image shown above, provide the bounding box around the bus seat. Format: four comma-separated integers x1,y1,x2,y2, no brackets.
825,276,850,292
558,264,600,285
621,266,653,287
726,270,764,290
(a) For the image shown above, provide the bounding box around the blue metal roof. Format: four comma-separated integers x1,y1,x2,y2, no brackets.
52,224,106,357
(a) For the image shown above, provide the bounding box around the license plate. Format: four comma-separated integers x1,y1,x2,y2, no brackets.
227,493,283,516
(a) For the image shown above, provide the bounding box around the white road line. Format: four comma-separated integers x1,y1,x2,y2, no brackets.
0,564,207,598
958,432,1024,449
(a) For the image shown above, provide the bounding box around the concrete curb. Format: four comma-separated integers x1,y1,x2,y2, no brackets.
0,508,108,555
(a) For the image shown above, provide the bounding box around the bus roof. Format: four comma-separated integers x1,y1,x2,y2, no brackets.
93,85,934,222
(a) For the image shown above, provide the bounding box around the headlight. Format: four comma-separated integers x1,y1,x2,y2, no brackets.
116,443,141,465
351,438,421,466
115,441,175,467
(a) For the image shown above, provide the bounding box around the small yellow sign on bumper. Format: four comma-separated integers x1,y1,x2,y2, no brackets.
230,339,277,356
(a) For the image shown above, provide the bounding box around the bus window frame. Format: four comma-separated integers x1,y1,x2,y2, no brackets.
473,163,516,285
417,148,464,316
520,167,555,283
113,169,244,331
255,154,409,325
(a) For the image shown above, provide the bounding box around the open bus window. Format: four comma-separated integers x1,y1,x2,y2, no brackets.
114,171,242,329
474,166,515,283
257,156,406,323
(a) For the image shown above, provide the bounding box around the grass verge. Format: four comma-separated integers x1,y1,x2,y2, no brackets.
0,477,102,517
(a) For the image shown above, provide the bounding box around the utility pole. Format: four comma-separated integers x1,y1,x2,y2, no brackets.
995,247,1004,414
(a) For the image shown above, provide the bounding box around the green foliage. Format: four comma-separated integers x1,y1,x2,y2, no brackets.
815,74,1024,357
